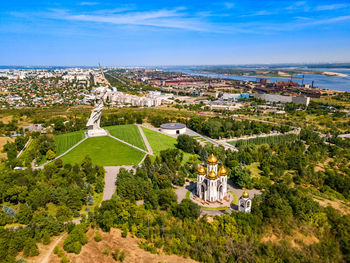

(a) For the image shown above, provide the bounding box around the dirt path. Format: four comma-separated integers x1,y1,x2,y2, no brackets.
41,235,65,263
56,228,198,263
26,234,66,263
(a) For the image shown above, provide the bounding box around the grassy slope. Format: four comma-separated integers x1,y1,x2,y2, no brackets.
60,136,144,166
54,130,85,156
141,127,177,156
141,127,194,162
105,124,147,151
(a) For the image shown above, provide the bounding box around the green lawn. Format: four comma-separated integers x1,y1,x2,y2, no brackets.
141,127,177,156
54,130,85,156
60,136,144,166
105,124,147,151
141,126,196,163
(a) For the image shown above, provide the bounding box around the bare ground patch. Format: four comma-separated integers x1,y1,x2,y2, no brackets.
0,136,14,159
314,197,350,215
261,228,319,249
28,228,198,263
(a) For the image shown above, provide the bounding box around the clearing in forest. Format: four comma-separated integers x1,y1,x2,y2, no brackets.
41,228,198,263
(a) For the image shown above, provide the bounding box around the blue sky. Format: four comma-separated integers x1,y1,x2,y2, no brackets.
1,0,350,66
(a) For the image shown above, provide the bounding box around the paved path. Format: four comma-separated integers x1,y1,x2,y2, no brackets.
218,128,301,143
102,166,135,201
137,124,153,155
37,136,88,168
108,134,149,155
16,137,32,158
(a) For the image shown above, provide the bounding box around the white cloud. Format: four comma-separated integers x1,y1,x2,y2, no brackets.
49,8,209,31
223,2,235,9
80,2,99,5
316,4,349,11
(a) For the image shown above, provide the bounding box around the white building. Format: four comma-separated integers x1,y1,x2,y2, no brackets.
253,93,310,106
160,123,186,135
197,154,228,202
238,190,251,213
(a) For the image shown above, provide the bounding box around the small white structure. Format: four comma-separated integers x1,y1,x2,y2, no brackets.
160,123,187,135
86,86,108,137
238,190,251,213
196,154,228,202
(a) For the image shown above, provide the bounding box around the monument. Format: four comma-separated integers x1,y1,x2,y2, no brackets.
86,86,109,137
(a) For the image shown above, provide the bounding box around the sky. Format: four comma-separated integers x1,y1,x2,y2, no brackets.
1,0,350,66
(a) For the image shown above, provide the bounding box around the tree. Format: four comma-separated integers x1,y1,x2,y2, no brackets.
46,149,56,160
23,239,39,257
158,189,177,210
177,135,200,154
230,167,253,189
172,199,200,220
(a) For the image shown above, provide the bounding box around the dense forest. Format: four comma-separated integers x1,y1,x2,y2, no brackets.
0,156,104,261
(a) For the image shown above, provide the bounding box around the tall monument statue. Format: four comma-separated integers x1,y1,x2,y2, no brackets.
86,86,108,137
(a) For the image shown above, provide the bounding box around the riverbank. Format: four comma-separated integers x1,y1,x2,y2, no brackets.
323,71,348,77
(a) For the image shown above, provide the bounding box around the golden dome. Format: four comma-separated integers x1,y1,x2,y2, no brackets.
198,165,206,175
207,154,218,165
218,166,227,176
207,170,218,180
242,190,249,198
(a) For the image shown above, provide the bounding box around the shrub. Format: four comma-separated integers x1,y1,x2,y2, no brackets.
113,248,120,261
23,239,39,257
94,232,102,242
103,248,109,256
119,250,126,262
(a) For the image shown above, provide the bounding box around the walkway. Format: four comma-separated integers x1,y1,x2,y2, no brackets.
218,127,301,144
102,166,136,201
37,136,88,168
108,134,149,155
136,124,153,155
16,137,32,158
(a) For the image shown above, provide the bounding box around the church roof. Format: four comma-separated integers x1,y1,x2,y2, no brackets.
207,153,218,165
197,165,206,175
218,166,227,176
207,170,218,180
242,190,249,198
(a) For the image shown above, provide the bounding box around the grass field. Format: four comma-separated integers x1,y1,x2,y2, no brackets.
54,130,85,156
105,124,147,151
60,136,144,166
141,127,196,163
141,127,177,156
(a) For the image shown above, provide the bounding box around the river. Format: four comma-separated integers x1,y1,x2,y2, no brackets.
163,67,350,92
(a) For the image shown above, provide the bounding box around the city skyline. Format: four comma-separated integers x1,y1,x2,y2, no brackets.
1,0,350,66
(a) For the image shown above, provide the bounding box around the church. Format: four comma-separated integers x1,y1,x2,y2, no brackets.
196,154,228,202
